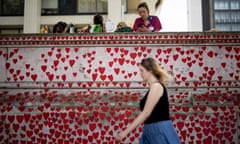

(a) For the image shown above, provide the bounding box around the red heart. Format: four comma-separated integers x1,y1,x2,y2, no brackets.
92,73,97,81
106,48,111,53
181,76,187,81
225,46,232,52
118,58,124,65
173,54,178,61
19,75,24,80
73,47,79,52
55,53,61,59
38,106,44,112
13,123,19,132
16,115,23,123
236,62,240,68
100,75,106,81
61,74,66,81
53,60,59,66
83,129,88,136
189,72,194,78
130,52,137,59
98,67,105,74
182,107,189,112
31,74,37,81
99,113,105,120
176,121,184,130
77,129,82,136
5,62,10,69
48,51,53,57
107,75,113,81
131,61,136,65
41,65,47,72
89,123,96,131
69,59,75,67
207,51,214,58
9,51,15,58
203,136,212,143
9,68,14,74
8,115,15,123
47,73,54,81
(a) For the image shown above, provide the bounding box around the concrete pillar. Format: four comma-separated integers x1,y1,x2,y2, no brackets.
23,0,41,33
107,0,122,29
187,0,202,31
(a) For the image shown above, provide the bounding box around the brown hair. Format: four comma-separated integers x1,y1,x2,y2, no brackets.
140,57,172,86
117,21,127,28
137,2,149,13
93,14,103,29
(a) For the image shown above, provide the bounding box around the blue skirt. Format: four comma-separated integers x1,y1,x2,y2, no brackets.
139,120,180,144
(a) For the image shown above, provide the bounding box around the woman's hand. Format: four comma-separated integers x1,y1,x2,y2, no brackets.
116,130,127,142
137,25,152,32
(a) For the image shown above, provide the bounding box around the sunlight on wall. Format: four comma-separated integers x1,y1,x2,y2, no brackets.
157,0,188,32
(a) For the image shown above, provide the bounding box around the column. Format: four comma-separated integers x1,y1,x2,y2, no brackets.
108,0,122,29
187,0,202,31
23,0,41,33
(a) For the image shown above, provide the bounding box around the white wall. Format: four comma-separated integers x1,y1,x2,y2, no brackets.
156,0,202,32
187,0,202,31
157,0,188,32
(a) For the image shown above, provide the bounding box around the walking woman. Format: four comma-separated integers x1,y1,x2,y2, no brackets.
116,57,180,144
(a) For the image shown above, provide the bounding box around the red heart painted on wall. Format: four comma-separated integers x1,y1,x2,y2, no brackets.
69,59,75,67
5,62,10,69
61,74,66,81
41,65,47,72
31,74,37,81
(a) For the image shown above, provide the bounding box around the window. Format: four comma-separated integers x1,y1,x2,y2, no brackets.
41,0,58,14
202,0,240,31
59,0,77,15
41,0,108,15
0,25,23,34
0,0,24,16
77,0,107,14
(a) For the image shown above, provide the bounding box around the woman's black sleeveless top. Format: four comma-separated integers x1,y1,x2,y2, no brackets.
140,83,170,124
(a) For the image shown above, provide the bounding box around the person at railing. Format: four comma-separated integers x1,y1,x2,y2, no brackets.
114,21,133,32
116,57,180,144
82,14,104,33
53,21,69,33
133,2,162,32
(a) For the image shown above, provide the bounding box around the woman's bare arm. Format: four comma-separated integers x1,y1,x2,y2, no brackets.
116,83,163,140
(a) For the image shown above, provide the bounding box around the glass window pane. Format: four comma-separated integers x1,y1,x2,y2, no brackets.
213,0,240,31
77,0,97,13
59,0,76,14
1,0,24,16
97,0,107,13
42,0,58,8
41,0,58,14
0,0,2,15
1,29,21,34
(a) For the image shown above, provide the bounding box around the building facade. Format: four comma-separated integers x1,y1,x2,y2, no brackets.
0,0,239,34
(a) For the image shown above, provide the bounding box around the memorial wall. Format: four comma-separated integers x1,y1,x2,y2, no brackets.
0,32,239,143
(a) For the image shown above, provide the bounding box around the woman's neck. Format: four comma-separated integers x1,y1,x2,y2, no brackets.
147,76,159,86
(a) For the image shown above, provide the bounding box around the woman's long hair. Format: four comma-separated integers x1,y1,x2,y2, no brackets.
140,57,172,87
